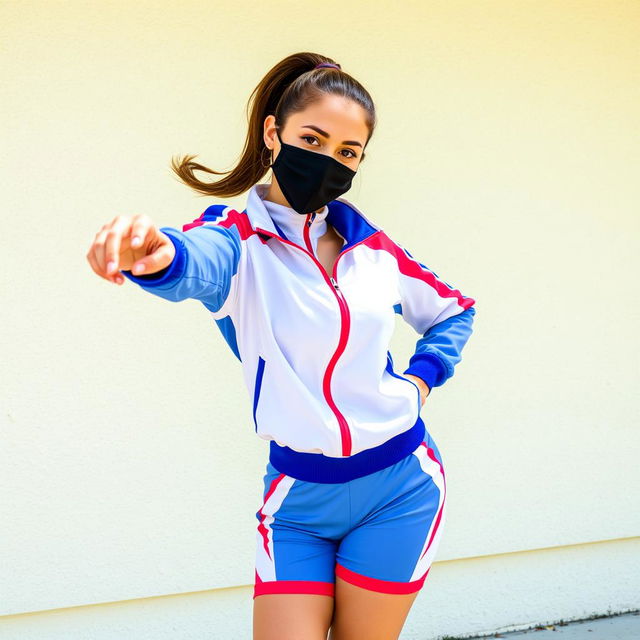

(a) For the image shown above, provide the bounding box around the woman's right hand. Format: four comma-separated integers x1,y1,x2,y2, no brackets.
86,214,176,285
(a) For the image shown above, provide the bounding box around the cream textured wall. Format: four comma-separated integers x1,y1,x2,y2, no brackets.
1,1,638,638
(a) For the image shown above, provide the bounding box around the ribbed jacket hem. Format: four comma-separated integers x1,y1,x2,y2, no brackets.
269,415,427,483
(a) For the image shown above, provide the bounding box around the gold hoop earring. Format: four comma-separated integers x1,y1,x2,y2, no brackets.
260,146,273,169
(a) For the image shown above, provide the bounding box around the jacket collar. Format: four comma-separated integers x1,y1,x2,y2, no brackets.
244,182,381,250
250,183,329,252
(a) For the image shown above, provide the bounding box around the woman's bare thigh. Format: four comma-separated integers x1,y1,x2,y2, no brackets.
253,593,335,640
328,576,420,640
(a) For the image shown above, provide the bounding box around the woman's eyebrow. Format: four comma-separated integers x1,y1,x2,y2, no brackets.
302,124,363,148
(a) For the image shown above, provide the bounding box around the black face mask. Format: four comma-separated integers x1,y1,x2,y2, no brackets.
270,129,357,215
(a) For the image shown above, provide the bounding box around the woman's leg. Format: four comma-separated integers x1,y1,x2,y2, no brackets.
328,435,447,640
254,593,334,640
253,462,347,639
328,577,419,640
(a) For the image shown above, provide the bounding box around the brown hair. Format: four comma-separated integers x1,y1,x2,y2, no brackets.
170,51,377,198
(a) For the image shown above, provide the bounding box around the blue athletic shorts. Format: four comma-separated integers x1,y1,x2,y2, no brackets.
254,430,446,598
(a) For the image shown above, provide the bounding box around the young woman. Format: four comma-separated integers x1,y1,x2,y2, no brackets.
86,52,476,640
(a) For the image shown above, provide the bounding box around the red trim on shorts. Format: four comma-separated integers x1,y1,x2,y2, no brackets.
256,472,287,561
253,570,335,599
335,562,430,595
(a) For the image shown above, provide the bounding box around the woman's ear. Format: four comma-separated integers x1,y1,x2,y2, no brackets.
263,114,277,150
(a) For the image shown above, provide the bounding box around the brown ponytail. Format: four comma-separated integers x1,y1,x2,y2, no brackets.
170,51,377,198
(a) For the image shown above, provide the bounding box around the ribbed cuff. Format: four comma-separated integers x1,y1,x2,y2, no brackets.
403,353,447,391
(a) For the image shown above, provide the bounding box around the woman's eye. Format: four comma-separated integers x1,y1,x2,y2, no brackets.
300,135,357,159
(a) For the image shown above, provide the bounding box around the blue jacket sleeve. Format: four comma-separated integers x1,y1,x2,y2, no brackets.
120,223,242,314
402,307,476,391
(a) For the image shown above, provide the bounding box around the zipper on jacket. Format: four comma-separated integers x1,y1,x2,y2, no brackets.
302,212,316,254
257,220,357,456
323,273,352,456
302,214,353,454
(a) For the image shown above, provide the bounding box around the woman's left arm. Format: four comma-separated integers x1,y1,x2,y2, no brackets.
381,233,477,399
403,307,476,403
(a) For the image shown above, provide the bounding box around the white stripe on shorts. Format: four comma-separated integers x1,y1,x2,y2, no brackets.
409,443,447,582
255,473,296,582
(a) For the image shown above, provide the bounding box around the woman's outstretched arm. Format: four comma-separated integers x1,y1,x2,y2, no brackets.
86,208,243,316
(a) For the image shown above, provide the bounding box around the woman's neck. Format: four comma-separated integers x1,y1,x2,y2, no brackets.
263,181,324,214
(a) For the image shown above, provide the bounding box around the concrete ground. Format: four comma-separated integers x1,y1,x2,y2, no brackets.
460,610,640,640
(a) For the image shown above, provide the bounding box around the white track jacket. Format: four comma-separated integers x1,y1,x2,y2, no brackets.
122,183,476,483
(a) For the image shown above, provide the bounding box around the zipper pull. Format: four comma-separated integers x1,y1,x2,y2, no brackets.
330,276,340,290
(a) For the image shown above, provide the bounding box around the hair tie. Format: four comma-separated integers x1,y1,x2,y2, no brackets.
314,62,341,70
